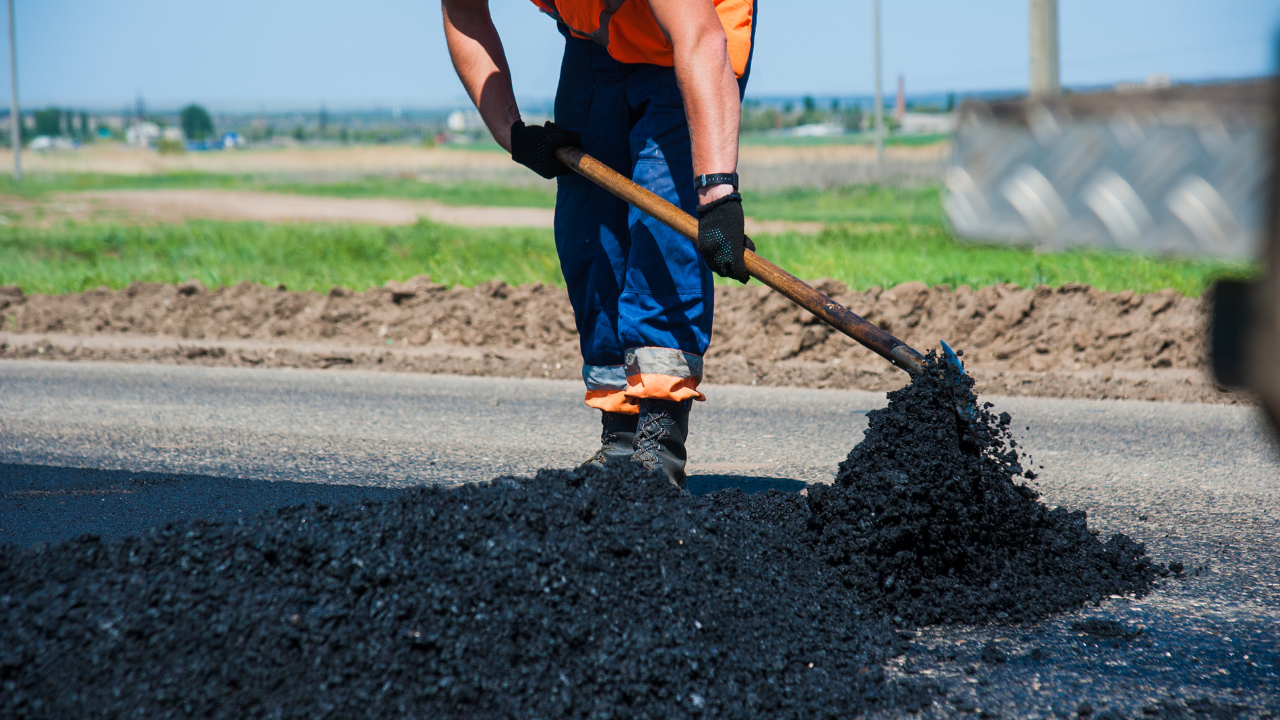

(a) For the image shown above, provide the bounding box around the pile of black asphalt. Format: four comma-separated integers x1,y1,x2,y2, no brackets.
0,357,1169,719
714,355,1164,626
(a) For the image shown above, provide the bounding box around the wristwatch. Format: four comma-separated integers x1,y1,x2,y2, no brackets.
694,172,739,191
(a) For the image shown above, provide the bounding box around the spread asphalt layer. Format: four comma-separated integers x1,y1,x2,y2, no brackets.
1,360,1278,717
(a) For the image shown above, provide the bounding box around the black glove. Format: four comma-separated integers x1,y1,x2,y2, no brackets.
510,120,582,179
696,193,756,283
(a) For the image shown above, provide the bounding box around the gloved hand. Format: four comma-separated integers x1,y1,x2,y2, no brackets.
696,193,756,283
510,120,582,179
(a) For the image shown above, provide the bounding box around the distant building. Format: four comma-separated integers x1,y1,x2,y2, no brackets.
126,122,161,147
447,109,484,132
99,115,127,131
1115,74,1172,93
780,123,845,138
29,135,78,151
899,112,955,135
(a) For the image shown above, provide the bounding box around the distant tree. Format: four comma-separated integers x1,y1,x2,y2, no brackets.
844,106,864,132
292,125,305,141
180,104,214,141
79,111,90,138
34,107,62,136
946,92,956,112
798,95,824,125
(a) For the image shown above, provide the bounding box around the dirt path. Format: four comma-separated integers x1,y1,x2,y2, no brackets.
0,279,1247,405
61,189,556,228
3,142,944,178
32,188,824,233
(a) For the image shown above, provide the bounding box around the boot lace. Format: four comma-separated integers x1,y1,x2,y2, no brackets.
632,408,673,467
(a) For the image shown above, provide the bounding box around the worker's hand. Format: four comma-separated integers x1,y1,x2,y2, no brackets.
696,193,756,284
510,120,582,179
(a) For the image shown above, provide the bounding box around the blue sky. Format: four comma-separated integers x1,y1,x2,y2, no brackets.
6,0,1278,110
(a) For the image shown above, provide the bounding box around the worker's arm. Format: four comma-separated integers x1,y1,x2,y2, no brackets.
646,0,741,205
441,0,520,151
442,0,581,177
648,0,753,283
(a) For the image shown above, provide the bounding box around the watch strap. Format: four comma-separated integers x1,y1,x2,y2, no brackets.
694,172,739,191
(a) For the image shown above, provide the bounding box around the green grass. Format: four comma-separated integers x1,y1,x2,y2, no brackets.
259,178,556,208
0,172,254,198
743,185,944,225
0,220,561,294
0,172,558,208
739,132,950,148
753,223,1252,298
0,214,1251,297
0,172,1250,297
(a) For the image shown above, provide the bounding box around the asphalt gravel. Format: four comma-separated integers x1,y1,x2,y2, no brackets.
718,359,1164,626
1,464,936,719
0,359,1158,718
1,360,1277,718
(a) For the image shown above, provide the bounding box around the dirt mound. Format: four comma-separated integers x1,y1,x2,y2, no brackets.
0,277,1233,402
715,355,1164,626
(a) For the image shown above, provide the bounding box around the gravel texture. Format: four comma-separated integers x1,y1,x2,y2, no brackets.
714,356,1166,626
1,464,935,719
0,358,1172,718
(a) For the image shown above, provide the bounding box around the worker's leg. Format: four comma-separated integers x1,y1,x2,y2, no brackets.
552,34,638,418
613,64,713,488
618,64,712,407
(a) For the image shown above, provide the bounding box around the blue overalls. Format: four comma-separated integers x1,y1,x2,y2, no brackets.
552,23,754,414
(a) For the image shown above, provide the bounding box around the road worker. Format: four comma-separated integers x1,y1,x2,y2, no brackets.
442,0,757,488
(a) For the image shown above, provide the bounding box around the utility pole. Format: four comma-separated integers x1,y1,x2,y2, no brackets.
1029,0,1060,97
873,0,883,182
7,0,19,181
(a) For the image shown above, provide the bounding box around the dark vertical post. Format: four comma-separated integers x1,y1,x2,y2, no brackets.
7,0,20,181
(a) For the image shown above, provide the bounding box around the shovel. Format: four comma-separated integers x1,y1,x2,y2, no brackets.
554,146,967,380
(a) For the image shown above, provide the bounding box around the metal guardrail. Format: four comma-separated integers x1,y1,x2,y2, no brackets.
945,81,1273,260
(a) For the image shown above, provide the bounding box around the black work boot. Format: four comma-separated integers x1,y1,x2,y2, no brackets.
630,398,691,490
580,411,639,469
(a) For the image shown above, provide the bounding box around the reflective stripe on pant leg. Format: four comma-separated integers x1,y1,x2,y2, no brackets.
623,347,706,403
582,363,639,414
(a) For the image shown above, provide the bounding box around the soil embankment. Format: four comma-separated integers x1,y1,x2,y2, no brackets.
0,278,1239,403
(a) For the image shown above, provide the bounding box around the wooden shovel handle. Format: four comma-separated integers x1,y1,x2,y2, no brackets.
554,146,926,376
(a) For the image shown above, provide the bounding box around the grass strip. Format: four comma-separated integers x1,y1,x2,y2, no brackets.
739,131,950,148
756,223,1252,298
258,178,556,208
0,173,559,208
743,185,944,225
0,218,1250,298
0,220,562,295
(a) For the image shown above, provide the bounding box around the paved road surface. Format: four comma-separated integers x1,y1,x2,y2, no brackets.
2,360,1277,717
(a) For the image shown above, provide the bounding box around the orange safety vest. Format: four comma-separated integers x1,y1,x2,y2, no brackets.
530,0,753,79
